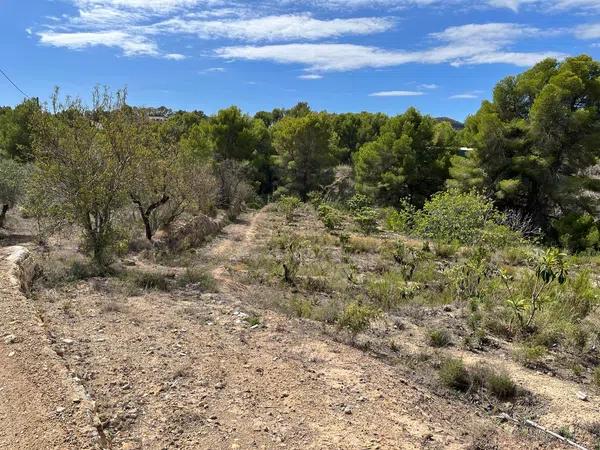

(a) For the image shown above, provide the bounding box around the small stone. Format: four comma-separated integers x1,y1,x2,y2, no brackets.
576,391,589,402
56,407,66,413
209,415,218,420
215,382,226,390
3,335,17,345
8,351,15,357
61,338,74,345
343,406,353,415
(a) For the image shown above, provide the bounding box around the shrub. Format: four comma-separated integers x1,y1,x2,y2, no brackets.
278,195,302,222
513,344,547,367
289,297,314,318
317,204,343,230
384,200,417,234
354,207,379,234
472,365,517,400
337,302,379,338
439,358,471,392
178,267,216,291
366,272,420,309
127,270,171,291
429,329,452,348
553,212,599,252
347,193,371,212
593,366,600,387
415,190,497,245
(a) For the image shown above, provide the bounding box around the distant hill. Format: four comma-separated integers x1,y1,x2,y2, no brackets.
435,117,464,130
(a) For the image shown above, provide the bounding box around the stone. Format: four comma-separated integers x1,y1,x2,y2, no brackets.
3,334,17,345
576,391,589,402
343,406,353,415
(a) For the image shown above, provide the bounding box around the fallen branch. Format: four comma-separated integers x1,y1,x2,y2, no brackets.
495,413,588,450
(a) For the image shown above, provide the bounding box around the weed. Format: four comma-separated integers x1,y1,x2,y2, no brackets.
126,270,172,291
556,426,574,440
439,358,471,392
354,207,379,234
289,297,314,318
428,329,452,348
337,302,379,338
178,267,216,291
593,366,600,387
513,345,547,368
244,314,262,327
278,195,302,222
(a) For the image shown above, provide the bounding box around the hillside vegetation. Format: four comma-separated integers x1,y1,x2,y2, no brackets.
0,55,599,449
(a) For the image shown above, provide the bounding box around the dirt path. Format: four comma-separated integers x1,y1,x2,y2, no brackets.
0,247,100,449
1,210,572,449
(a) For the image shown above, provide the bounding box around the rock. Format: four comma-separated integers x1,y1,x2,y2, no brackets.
209,415,218,420
215,382,226,390
61,338,74,345
343,406,353,415
55,407,66,413
3,334,17,344
576,391,589,401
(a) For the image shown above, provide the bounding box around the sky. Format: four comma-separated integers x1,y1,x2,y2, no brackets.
1,1,599,120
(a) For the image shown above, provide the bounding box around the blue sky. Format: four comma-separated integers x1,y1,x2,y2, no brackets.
1,0,599,120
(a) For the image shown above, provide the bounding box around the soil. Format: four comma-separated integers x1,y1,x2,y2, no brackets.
1,209,596,449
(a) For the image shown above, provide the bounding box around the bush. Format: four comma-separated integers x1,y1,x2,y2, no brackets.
384,200,417,234
513,344,547,367
317,204,343,230
415,190,497,245
354,207,379,234
347,194,371,212
366,272,420,309
337,302,379,337
593,366,600,387
472,365,517,400
553,212,599,252
428,329,452,347
127,270,172,291
439,358,471,392
178,267,216,291
278,195,302,222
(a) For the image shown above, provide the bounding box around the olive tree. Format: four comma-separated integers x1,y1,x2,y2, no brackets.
29,88,136,265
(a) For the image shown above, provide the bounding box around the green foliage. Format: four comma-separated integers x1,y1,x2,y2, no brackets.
354,207,379,234
452,55,600,238
384,200,417,233
513,344,547,367
353,108,456,206
553,213,599,252
439,358,471,392
366,271,420,309
337,302,379,337
29,88,135,265
177,267,216,291
415,190,497,245
0,158,28,226
278,195,302,222
593,366,600,387
272,113,337,200
472,365,517,400
0,98,40,161
317,204,343,230
127,270,171,291
347,193,371,212
428,329,452,347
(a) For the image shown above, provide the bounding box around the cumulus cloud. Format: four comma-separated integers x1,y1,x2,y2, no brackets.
298,74,323,79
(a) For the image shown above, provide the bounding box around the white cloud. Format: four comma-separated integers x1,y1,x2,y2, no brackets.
216,23,566,71
419,83,438,89
575,23,600,40
199,66,226,73
145,14,394,42
449,93,479,99
38,30,159,56
298,74,323,79
164,53,187,60
370,90,425,96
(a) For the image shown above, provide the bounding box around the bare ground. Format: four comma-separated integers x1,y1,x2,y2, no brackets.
1,209,596,449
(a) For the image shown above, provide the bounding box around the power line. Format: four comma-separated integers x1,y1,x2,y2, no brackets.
0,67,29,99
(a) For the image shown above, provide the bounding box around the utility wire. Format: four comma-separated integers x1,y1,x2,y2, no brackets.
0,67,29,99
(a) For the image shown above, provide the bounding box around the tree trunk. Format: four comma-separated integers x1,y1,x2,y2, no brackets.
0,204,9,228
131,194,170,242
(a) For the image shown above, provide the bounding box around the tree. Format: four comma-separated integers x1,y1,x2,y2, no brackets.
210,106,257,161
353,108,455,206
0,98,40,162
272,113,337,200
332,112,388,163
0,158,27,227
29,88,136,265
451,55,600,233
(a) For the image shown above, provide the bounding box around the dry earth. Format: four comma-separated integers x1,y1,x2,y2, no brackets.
0,209,595,449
